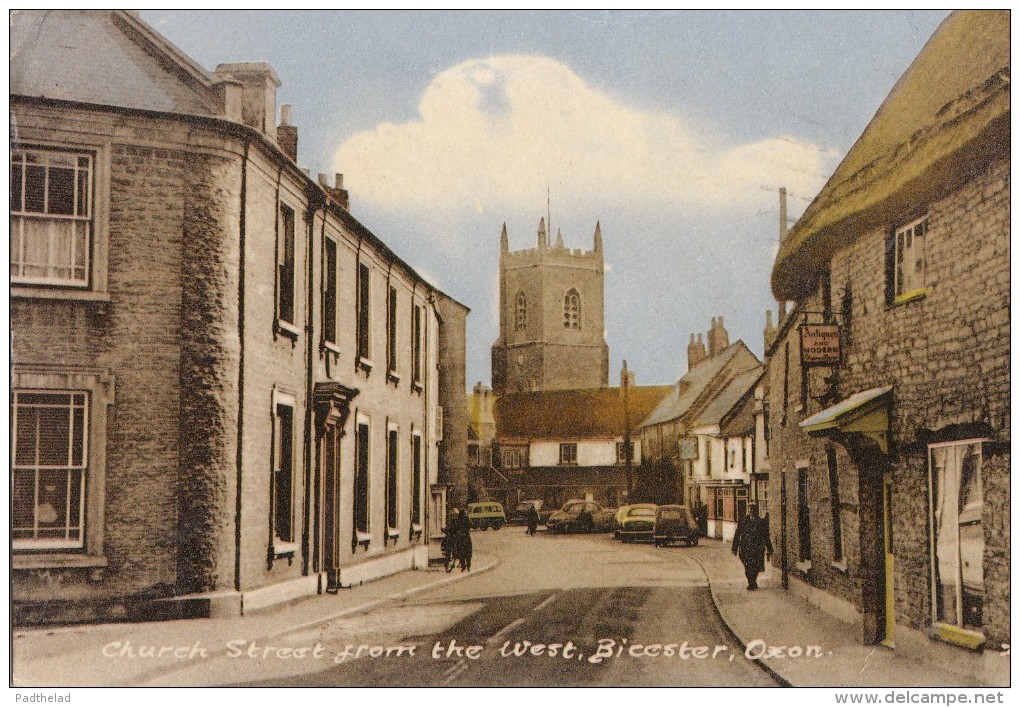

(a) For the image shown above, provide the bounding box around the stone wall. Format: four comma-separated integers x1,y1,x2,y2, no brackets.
766,156,1010,646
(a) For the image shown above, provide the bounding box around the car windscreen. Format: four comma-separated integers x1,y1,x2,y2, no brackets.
563,503,584,512
628,508,656,517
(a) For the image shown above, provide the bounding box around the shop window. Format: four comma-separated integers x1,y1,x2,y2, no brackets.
929,441,985,635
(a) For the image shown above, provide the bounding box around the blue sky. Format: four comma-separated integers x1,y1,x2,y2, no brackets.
144,10,950,388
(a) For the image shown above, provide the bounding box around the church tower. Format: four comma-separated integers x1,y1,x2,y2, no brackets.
492,219,610,393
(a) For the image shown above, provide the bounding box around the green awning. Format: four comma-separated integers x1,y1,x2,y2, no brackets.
800,386,893,454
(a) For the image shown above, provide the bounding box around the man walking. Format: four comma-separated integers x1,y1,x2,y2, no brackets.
731,503,773,590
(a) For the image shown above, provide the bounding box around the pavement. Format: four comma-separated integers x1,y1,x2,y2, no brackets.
692,538,1010,688
11,536,1010,688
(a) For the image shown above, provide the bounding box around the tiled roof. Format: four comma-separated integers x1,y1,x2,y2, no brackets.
639,341,760,429
694,366,763,428
773,10,1010,300
495,385,673,440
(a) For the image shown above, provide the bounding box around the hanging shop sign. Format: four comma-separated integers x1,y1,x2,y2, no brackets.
800,324,841,366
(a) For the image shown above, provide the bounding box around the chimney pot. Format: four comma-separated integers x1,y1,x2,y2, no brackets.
335,173,344,190
280,104,293,126
318,173,329,187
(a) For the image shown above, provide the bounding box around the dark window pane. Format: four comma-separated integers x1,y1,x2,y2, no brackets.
37,406,71,466
48,167,75,215
36,468,69,530
11,164,23,210
12,470,36,530
15,407,39,466
72,406,86,466
24,165,46,213
76,168,90,217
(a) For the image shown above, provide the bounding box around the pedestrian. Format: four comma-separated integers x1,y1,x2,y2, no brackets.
731,503,773,590
449,508,473,572
526,503,540,536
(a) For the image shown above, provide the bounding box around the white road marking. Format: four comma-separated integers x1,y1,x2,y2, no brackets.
532,591,561,613
441,662,469,684
485,617,527,645
442,659,466,677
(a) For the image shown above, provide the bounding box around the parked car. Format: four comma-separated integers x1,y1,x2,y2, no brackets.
546,500,615,534
613,503,658,542
653,505,698,547
467,502,506,530
509,499,552,526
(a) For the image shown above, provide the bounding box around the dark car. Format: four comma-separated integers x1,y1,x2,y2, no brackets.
546,500,615,534
510,499,552,526
653,505,699,547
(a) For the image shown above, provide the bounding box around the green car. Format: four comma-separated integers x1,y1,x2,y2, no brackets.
467,502,506,530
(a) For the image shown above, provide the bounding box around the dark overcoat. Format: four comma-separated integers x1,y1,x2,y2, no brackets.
731,515,774,574
449,513,473,563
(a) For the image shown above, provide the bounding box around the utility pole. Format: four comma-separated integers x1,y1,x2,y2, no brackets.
621,360,633,497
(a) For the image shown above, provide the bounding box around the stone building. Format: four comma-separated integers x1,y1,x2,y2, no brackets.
11,10,467,624
491,220,609,394
763,10,1008,655
638,319,761,508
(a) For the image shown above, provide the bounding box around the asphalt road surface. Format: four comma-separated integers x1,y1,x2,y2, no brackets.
238,526,778,687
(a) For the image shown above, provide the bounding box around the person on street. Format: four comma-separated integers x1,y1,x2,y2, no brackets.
449,508,473,571
526,503,540,536
731,503,774,590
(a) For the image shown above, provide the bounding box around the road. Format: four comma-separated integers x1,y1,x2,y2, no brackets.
237,526,778,687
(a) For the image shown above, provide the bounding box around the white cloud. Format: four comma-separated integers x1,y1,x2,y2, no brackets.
334,55,837,222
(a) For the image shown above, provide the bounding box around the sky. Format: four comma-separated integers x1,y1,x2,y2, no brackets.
143,10,951,389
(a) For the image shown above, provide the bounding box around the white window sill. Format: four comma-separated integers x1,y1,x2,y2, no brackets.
273,540,298,557
385,527,400,546
13,553,109,570
357,356,374,373
322,340,342,355
354,531,372,551
12,287,110,303
796,560,812,574
387,370,401,385
411,379,423,393
831,559,849,573
276,320,301,339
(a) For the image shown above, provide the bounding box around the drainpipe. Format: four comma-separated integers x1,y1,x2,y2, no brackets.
302,187,325,576
234,138,251,594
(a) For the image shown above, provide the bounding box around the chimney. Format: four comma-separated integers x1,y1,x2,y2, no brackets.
278,104,298,162
764,309,776,348
213,62,281,139
212,76,243,122
322,172,350,212
779,187,788,241
708,316,730,357
688,332,708,369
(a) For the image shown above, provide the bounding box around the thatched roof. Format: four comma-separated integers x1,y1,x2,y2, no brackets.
772,10,1010,301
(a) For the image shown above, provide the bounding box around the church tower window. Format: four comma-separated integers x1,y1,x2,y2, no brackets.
515,291,527,331
564,289,581,329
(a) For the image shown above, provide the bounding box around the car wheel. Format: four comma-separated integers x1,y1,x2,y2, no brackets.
494,521,503,530
692,537,699,546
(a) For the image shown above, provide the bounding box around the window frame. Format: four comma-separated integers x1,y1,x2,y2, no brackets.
797,465,812,567
893,216,928,303
515,291,527,331
563,288,581,329
928,438,987,642
559,442,578,465
10,146,94,289
412,303,423,386
411,432,423,527
354,416,371,539
271,389,297,554
11,366,114,568
387,285,399,377
826,447,845,566
322,236,338,347
357,262,372,367
11,141,111,301
386,423,400,533
12,391,89,550
276,203,299,335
